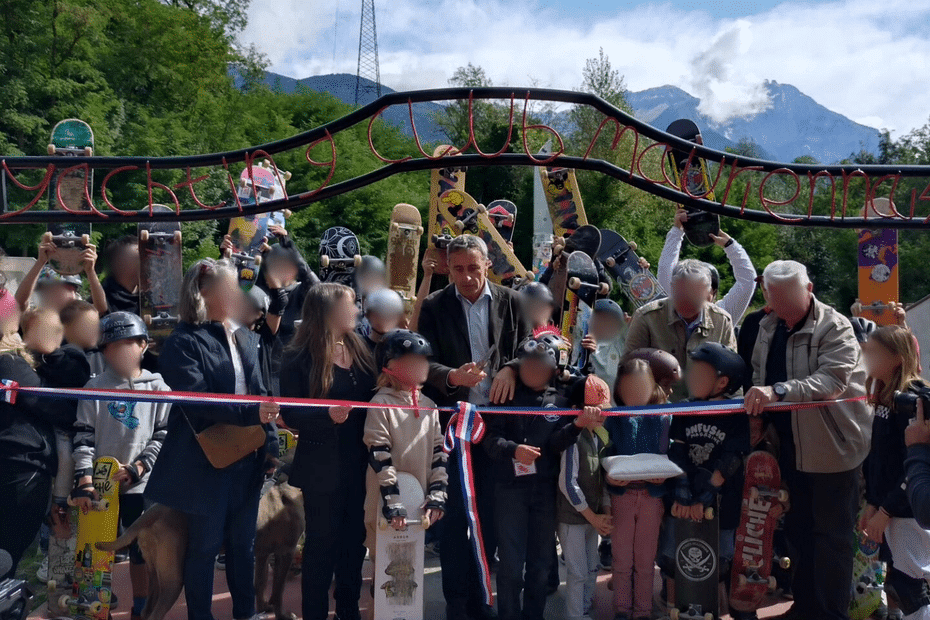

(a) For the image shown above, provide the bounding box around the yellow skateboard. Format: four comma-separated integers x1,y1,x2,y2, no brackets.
277,428,297,460
538,167,588,238
63,457,120,620
428,145,466,275
387,204,423,317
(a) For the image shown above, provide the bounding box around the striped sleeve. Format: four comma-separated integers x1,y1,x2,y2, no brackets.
559,442,588,513
72,399,98,479
425,410,448,510
364,404,404,520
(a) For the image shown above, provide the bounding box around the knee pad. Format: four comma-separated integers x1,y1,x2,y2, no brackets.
887,567,930,616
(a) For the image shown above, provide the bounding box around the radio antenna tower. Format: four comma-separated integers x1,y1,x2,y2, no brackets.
355,0,381,105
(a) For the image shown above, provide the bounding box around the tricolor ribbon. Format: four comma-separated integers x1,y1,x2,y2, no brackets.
443,401,494,606
1,380,17,404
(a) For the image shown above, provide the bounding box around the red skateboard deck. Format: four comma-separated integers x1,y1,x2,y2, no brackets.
729,451,789,612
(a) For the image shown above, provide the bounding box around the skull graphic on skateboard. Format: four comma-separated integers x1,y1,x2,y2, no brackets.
665,119,720,247
319,226,362,287
139,205,182,341
387,203,423,317
45,119,94,276
598,228,666,308
670,500,719,620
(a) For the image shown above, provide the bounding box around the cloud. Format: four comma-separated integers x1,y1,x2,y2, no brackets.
241,0,930,135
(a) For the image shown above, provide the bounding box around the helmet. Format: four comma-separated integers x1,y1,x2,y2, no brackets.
376,329,433,371
688,342,746,396
569,374,611,407
37,266,80,289
358,255,386,278
364,288,404,317
247,286,270,314
704,262,720,294
622,348,681,388
594,298,624,322
520,281,555,307
99,311,148,347
518,330,568,370
851,316,876,344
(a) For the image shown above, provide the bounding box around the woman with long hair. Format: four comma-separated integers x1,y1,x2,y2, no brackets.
281,282,376,620
145,258,279,620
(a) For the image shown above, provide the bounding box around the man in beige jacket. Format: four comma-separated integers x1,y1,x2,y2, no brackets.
624,259,736,401
745,260,871,620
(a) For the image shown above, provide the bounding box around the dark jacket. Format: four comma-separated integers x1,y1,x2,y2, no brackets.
0,353,58,476
418,282,530,412
484,383,582,484
280,348,377,494
144,322,275,516
905,443,930,529
737,307,768,392
33,344,91,432
102,276,140,315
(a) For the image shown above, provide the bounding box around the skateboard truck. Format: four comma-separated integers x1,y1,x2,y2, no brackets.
748,485,789,503
567,277,609,296
319,253,362,269
668,605,713,620
43,231,90,249
736,567,778,590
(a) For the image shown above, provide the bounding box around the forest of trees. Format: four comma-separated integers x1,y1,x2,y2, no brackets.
1,0,929,318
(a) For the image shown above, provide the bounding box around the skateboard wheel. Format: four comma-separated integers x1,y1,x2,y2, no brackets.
140,229,150,242
599,282,610,295
283,209,293,218
568,277,581,290
778,556,791,569
768,576,778,590
630,241,638,251
738,574,748,586
80,234,90,246
42,231,52,243
47,579,57,590
173,231,182,243
391,223,399,233
283,171,292,181
703,614,713,620
416,225,424,235
353,254,362,268
777,489,789,503
669,609,680,620
477,204,487,214
83,147,93,157
453,220,465,233
320,255,330,268
98,498,109,511
89,601,103,614
59,595,71,610
605,257,616,268
704,507,714,520
144,314,153,325
254,255,263,267
47,144,57,155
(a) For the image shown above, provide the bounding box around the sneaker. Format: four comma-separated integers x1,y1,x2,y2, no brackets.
215,554,226,570
424,540,440,558
115,552,129,563
36,556,49,582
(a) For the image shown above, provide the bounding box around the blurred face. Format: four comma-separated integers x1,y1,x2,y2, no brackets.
686,360,727,400
448,249,490,303
765,279,813,324
518,356,555,391
863,338,900,383
387,354,429,387
328,292,358,337
265,256,298,287
113,245,140,286
671,277,710,320
357,274,387,298
202,272,242,322
103,339,146,378
590,312,622,341
617,371,655,407
24,315,63,355
526,299,554,329
367,310,402,336
64,310,100,350
39,283,78,313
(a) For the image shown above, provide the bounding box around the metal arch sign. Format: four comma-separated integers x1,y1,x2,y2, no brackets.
3,87,930,227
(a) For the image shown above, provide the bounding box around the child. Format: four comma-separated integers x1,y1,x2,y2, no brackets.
363,329,447,560
484,329,603,620
583,299,628,393
862,325,930,620
60,299,105,377
72,311,171,620
603,357,671,620
101,235,140,314
558,375,613,620
361,288,405,348
667,342,750,616
519,281,558,329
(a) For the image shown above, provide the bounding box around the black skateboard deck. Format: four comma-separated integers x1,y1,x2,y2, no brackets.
319,226,362,286
563,224,601,259
665,119,720,248
671,499,720,620
598,228,665,307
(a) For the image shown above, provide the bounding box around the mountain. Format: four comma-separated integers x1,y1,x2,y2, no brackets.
626,81,882,164
234,70,448,144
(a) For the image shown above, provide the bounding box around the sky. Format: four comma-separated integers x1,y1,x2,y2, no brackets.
240,0,930,135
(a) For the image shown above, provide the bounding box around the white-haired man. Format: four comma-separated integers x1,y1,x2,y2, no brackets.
625,258,736,400
745,260,871,620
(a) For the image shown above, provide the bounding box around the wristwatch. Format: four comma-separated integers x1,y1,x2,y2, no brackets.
773,383,788,401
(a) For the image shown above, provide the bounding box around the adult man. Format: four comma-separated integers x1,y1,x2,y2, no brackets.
657,208,757,322
744,260,872,620
625,259,736,400
418,235,530,620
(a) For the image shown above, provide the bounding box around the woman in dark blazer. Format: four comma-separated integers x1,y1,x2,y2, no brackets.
145,258,279,620
280,282,376,620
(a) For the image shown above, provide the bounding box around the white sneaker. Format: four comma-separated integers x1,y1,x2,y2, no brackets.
36,555,49,582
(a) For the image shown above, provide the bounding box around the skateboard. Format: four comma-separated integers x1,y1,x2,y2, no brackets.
539,167,588,237
387,203,423,318
277,428,297,460
62,457,120,620
319,226,362,286
45,119,94,276
437,189,530,285
373,472,429,620
730,451,790,613
428,145,466,276
46,505,78,617
139,205,182,341
261,159,292,202
486,200,517,243
531,233,553,280
855,197,899,326
0,257,37,306
670,501,720,620
598,228,666,307
562,250,607,371
546,225,602,328
849,502,884,620
228,165,291,290
665,119,720,247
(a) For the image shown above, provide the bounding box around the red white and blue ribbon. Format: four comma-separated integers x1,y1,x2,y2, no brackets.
443,401,494,606
0,380,17,404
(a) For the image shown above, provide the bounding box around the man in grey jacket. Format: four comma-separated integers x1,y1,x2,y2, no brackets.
744,260,872,620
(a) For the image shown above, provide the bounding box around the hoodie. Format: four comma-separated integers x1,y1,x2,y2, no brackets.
72,367,171,494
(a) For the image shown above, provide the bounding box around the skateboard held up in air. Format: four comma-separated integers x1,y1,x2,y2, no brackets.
319,226,362,286
139,205,183,341
62,457,120,620
427,145,466,276
855,197,899,326
373,472,429,620
598,228,666,307
665,119,720,247
730,451,789,613
563,250,607,371
670,500,719,620
387,203,423,318
538,166,588,237
45,119,95,276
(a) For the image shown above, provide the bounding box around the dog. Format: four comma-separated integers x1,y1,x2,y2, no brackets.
97,476,304,620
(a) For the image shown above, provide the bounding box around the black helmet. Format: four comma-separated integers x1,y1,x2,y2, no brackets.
247,286,270,314
703,262,720,294
594,298,624,322
688,342,746,396
99,311,148,347
520,281,555,307
851,316,876,344
358,255,386,277
518,331,568,370
376,329,433,371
